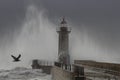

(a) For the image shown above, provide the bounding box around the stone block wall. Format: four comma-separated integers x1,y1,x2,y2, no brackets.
51,66,73,80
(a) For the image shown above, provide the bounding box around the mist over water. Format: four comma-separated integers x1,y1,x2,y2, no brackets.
0,4,119,69
70,27,117,63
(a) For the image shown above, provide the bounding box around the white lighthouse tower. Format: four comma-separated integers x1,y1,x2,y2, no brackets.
57,18,71,65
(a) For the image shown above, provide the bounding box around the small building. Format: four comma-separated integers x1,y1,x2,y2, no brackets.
31,59,53,74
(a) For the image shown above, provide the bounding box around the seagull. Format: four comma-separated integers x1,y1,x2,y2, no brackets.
11,54,21,62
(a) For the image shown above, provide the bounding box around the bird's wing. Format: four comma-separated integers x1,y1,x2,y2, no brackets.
11,55,17,60
17,54,21,59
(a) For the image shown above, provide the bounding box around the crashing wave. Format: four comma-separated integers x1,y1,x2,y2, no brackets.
0,67,51,80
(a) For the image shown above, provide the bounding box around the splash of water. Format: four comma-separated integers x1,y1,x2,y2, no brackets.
0,5,58,69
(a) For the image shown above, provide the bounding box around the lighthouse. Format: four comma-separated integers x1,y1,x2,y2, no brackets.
57,18,71,65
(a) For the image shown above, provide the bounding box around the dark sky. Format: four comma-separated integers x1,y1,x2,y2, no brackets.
0,0,120,65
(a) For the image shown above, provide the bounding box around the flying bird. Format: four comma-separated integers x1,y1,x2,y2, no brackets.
11,54,21,62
